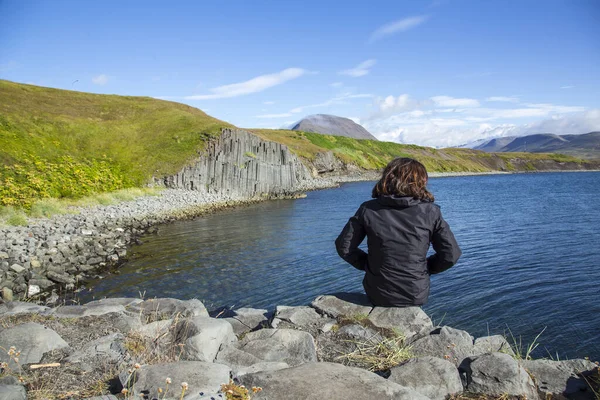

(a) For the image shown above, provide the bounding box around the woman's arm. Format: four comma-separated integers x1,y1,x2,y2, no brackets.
427,210,461,274
335,206,368,271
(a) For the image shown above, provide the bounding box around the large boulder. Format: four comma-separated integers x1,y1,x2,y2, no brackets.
123,361,230,399
522,358,598,399
464,352,539,399
0,323,69,365
472,335,515,357
271,306,323,329
0,301,49,316
127,298,209,320
0,385,26,400
311,293,372,318
410,326,475,366
49,302,126,318
66,332,126,365
237,329,317,367
175,317,236,362
240,362,430,399
389,356,463,400
223,307,268,336
367,306,433,339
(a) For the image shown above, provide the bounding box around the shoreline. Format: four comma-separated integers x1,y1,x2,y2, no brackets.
1,169,599,301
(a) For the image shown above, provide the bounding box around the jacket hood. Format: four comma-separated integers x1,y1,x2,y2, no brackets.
377,195,426,208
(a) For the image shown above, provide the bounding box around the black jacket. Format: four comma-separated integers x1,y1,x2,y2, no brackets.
335,195,461,307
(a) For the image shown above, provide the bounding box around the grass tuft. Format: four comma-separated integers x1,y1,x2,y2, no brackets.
336,334,412,371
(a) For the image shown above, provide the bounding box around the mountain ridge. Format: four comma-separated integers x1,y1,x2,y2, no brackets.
291,114,378,141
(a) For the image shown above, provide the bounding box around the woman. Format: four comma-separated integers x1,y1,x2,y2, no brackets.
335,157,461,307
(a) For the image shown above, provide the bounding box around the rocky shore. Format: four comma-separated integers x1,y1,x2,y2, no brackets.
0,172,377,301
0,292,597,399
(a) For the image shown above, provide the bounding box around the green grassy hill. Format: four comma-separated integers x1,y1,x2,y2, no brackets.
0,80,232,207
0,80,596,209
250,129,587,172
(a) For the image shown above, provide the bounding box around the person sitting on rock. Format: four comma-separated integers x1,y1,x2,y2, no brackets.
335,157,461,307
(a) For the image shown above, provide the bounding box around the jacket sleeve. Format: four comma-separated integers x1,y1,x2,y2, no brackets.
427,209,461,274
335,206,368,271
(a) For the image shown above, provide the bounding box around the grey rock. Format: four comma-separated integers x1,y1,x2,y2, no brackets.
0,252,8,259
234,361,290,377
46,270,75,284
84,297,143,308
389,356,463,400
319,320,337,333
0,301,49,315
272,305,322,328
224,307,268,336
50,302,126,317
66,333,126,364
367,306,433,340
465,352,539,399
237,329,317,367
337,324,384,343
522,358,598,399
0,323,69,365
240,362,430,400
128,298,209,320
2,287,13,301
311,292,373,318
411,326,475,366
0,385,26,400
137,319,173,340
473,335,515,357
9,264,25,274
27,284,41,297
176,317,236,362
215,346,263,367
28,278,54,289
124,361,231,399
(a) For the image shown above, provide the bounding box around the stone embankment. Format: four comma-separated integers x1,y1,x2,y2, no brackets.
0,293,597,399
0,128,375,300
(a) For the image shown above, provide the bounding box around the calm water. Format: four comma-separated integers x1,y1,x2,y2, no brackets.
83,172,600,360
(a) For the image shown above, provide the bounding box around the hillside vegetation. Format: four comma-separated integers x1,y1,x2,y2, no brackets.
251,129,587,172
0,80,595,209
0,80,231,207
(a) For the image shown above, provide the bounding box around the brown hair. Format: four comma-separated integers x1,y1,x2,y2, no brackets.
372,157,434,202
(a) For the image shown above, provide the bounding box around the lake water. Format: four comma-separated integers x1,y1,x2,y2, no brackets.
83,172,600,360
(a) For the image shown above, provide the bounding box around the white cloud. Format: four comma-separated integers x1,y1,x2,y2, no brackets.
486,96,520,103
431,96,480,108
369,16,429,42
185,68,306,100
339,60,376,77
290,93,373,114
255,113,293,119
92,74,109,85
560,85,574,89
263,101,275,105
362,92,595,147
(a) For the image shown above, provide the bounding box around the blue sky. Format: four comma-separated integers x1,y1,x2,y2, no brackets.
1,0,599,147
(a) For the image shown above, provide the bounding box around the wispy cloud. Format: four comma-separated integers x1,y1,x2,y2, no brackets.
485,96,520,103
263,101,275,105
330,82,344,88
92,74,109,85
431,96,480,108
369,16,428,42
339,60,376,77
254,93,373,120
185,68,306,100
560,85,574,89
255,113,293,119
291,93,373,114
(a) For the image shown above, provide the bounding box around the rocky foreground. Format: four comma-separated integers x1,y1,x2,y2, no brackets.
0,293,597,400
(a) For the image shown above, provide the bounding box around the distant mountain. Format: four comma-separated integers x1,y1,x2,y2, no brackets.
291,114,378,141
473,136,517,152
468,132,600,159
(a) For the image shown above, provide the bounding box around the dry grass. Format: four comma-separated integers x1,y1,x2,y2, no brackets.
336,334,412,372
